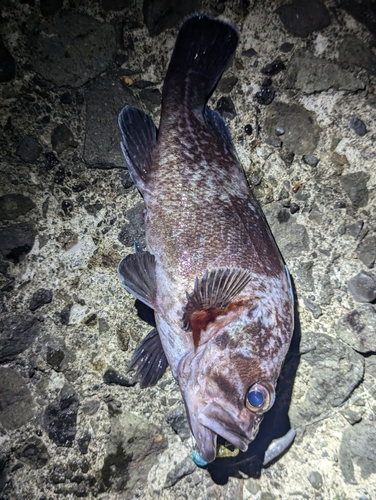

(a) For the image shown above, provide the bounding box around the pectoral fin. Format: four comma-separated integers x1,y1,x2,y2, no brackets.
117,251,157,310
127,328,168,388
182,267,253,343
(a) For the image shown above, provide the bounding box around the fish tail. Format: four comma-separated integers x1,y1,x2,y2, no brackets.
162,14,239,110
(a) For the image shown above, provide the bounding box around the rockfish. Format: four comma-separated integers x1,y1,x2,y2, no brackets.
117,14,294,463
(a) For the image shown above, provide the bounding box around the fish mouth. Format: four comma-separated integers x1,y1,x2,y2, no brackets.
193,402,252,462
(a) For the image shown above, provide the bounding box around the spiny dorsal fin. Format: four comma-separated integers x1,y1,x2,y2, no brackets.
127,328,168,388
182,267,253,334
117,251,157,310
118,106,157,194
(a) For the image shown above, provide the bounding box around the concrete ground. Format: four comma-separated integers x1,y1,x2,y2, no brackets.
0,0,375,498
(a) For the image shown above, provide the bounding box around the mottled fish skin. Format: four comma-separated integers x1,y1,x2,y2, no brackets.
118,14,294,463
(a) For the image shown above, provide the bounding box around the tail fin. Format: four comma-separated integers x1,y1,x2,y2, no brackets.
162,14,239,110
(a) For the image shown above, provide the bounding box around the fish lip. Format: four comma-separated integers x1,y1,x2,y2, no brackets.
198,402,250,454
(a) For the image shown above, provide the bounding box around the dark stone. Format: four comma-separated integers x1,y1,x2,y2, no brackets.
85,203,103,215
254,86,275,105
44,385,79,447
217,76,238,93
307,471,323,490
289,203,300,214
346,220,363,239
261,59,285,76
101,444,131,490
267,220,309,258
118,202,146,248
348,271,376,303
0,35,16,82
264,102,321,155
244,124,253,135
339,421,376,484
46,342,65,371
280,42,294,53
32,13,116,87
143,0,202,37
216,96,236,119
275,126,285,136
40,0,63,17
60,92,72,104
100,0,131,11
285,50,364,94
0,314,39,362
121,171,134,189
29,288,53,311
350,117,367,136
165,457,195,488
166,408,191,441
103,368,134,387
303,155,319,167
60,304,72,325
77,430,91,454
17,437,49,469
289,333,364,428
0,367,35,430
277,0,331,38
51,124,76,154
357,235,376,269
0,194,35,221
45,152,59,168
0,223,36,264
340,171,370,208
84,75,138,169
62,200,74,215
337,305,376,353
139,88,162,112
242,48,257,58
338,35,376,74
16,136,42,163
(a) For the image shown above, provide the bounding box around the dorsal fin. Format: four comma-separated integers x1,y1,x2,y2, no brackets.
118,106,157,194
182,267,253,346
117,251,157,310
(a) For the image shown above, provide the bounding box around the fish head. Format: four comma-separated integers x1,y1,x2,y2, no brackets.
177,306,292,463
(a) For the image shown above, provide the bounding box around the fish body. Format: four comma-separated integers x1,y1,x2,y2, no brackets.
117,14,294,463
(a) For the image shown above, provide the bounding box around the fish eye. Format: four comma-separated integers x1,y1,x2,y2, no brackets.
245,382,275,413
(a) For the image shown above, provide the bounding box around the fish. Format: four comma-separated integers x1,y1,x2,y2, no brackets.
117,14,294,463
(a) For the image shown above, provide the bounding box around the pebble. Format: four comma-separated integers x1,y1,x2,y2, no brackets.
51,124,76,153
103,368,134,387
261,59,286,76
46,342,66,371
277,0,331,38
254,86,275,105
29,288,53,311
44,385,79,447
337,305,376,353
357,235,376,268
340,171,370,207
350,117,367,136
289,203,300,214
244,124,253,135
303,154,319,167
0,367,35,429
16,136,42,163
0,314,39,362
77,430,91,455
0,194,35,221
275,126,285,136
216,96,236,119
307,471,323,490
347,271,376,303
164,457,196,488
166,408,191,441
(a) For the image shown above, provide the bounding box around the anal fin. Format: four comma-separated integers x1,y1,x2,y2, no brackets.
118,251,157,310
127,328,168,388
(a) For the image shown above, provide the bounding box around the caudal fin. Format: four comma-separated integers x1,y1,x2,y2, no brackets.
162,14,239,110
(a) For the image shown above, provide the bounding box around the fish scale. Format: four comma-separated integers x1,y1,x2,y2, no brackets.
117,14,294,464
